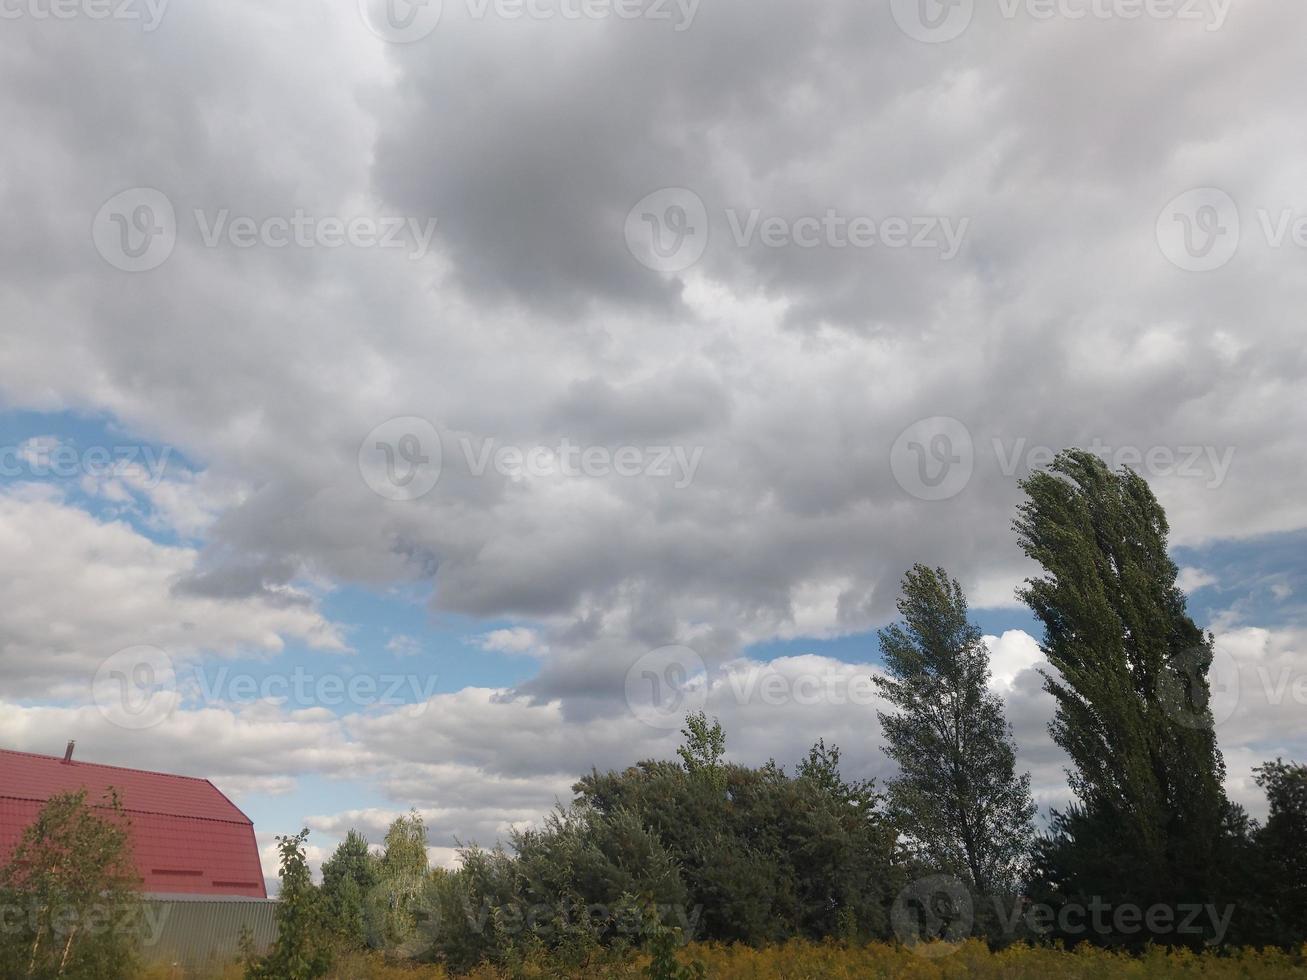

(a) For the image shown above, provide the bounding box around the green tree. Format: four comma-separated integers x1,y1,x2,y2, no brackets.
423,720,904,970
245,829,331,980
1015,450,1234,943
1255,759,1307,946
873,565,1036,896
319,829,378,948
676,712,726,789
788,740,901,940
420,845,521,971
0,789,141,980
372,811,429,950
577,726,902,946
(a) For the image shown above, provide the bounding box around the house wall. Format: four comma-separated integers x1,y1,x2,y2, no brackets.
138,897,278,975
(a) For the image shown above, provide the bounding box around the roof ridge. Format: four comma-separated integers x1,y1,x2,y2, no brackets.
0,747,215,784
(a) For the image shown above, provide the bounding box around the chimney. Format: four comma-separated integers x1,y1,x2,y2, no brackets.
62,740,75,764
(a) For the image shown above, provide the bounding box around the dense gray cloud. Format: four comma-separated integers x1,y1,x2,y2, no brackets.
6,0,1305,661
1,0,1305,878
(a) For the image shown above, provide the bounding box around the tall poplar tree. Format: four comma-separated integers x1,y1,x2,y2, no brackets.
874,565,1036,895
1015,450,1231,934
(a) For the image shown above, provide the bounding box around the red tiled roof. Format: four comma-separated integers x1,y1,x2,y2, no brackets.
0,748,266,899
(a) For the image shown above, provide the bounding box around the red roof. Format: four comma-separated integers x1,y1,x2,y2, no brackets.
0,748,266,899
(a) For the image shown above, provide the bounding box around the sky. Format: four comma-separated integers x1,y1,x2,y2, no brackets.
1,0,1305,890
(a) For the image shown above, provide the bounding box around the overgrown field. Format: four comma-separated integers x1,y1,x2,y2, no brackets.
160,939,1307,980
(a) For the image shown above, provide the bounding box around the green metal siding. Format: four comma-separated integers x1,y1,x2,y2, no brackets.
139,897,277,974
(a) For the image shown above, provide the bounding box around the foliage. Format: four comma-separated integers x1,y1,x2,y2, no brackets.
418,846,520,972
675,712,725,790
415,720,902,972
642,908,704,980
873,564,1036,896
0,789,142,980
1256,759,1307,947
370,812,431,953
245,829,332,980
421,806,684,971
575,725,903,946
320,829,380,949
681,939,1307,980
1014,450,1237,945
196,938,1307,979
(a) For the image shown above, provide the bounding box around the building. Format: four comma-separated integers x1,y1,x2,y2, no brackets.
0,743,267,898
0,744,277,972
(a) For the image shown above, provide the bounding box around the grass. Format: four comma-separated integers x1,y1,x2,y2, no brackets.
144,939,1307,979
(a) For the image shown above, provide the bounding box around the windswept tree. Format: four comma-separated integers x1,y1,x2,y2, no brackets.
1015,450,1234,942
874,565,1036,895
0,789,141,980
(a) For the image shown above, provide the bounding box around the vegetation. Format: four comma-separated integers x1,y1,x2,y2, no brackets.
375,812,432,953
245,829,332,980
874,564,1036,896
0,789,142,980
1254,760,1307,947
320,828,379,950
218,454,1307,973
413,716,901,973
1015,450,1248,946
8,450,1307,979
166,939,1307,979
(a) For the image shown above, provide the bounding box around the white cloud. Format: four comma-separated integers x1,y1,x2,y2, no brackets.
471,627,545,657
386,635,423,658
0,486,345,698
985,630,1045,693
1178,566,1218,593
